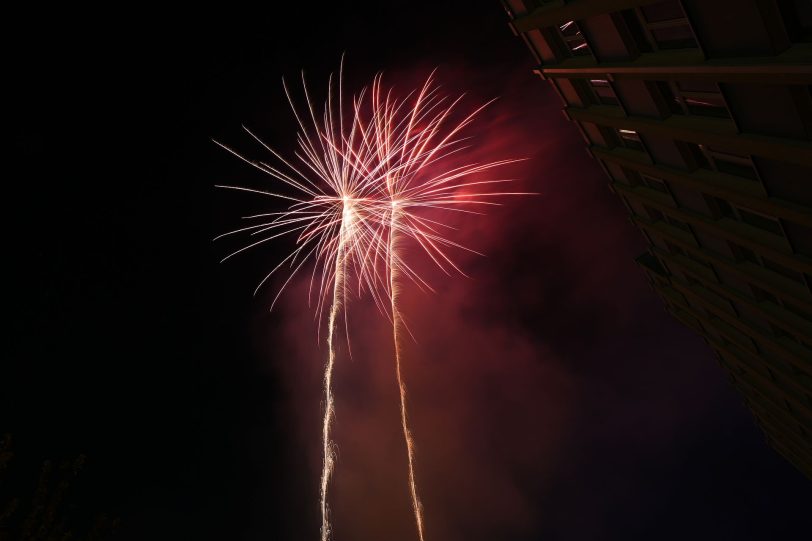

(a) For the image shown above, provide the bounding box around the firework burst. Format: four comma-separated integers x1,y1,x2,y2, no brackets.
215,62,526,541
345,71,526,541
214,60,389,541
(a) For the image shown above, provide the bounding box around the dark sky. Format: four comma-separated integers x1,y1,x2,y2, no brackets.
5,1,811,540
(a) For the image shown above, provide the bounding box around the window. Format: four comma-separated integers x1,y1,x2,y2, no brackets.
557,20,591,56
686,251,714,271
762,257,806,285
658,81,731,118
730,242,761,265
707,196,785,237
641,174,669,193
521,0,557,9
588,79,620,106
777,0,812,43
736,208,784,236
771,322,797,342
729,242,807,286
686,144,761,180
710,196,736,219
665,241,686,256
665,215,692,233
684,273,702,286
561,78,595,107
623,0,699,52
655,81,684,115
617,129,646,152
681,141,711,170
749,283,812,333
750,284,779,304
708,148,760,180
784,301,812,322
645,205,665,222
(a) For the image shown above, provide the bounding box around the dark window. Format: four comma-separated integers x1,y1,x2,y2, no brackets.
665,215,692,232
762,257,806,285
691,146,761,181
643,205,665,222
601,125,623,148
710,196,736,220
736,208,784,236
645,205,665,222
666,241,686,256
778,0,812,43
589,79,620,106
569,78,594,106
640,1,686,22
618,128,646,152
620,9,654,53
649,25,698,50
641,174,669,193
672,81,731,118
784,301,812,322
750,284,779,304
684,273,702,286
712,151,760,180
771,322,797,342
624,167,644,186
729,243,803,285
687,252,714,270
522,0,558,9
656,81,684,115
632,1,699,50
729,242,761,265
709,197,785,237
684,141,711,169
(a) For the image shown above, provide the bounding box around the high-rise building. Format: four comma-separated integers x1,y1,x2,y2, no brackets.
501,0,812,478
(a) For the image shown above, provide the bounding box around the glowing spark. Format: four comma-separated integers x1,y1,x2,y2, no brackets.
389,209,426,541
215,59,388,541
217,61,529,541
346,71,530,541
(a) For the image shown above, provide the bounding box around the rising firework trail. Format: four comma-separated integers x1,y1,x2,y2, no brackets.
214,60,391,541
216,61,527,541
346,72,528,541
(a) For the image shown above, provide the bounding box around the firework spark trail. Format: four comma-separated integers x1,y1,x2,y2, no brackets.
376,75,430,541
215,61,394,541
320,215,345,541
217,63,527,541
388,207,426,541
359,71,531,541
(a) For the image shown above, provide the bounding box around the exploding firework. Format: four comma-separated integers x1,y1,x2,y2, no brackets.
214,60,391,541
215,62,525,541
347,72,526,541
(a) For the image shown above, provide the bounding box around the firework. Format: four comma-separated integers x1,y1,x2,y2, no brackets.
349,72,525,541
214,60,390,541
216,63,525,541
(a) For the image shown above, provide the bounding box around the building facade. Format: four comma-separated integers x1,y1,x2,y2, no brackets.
501,0,812,478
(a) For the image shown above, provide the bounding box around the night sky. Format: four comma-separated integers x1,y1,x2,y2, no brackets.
5,1,811,540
